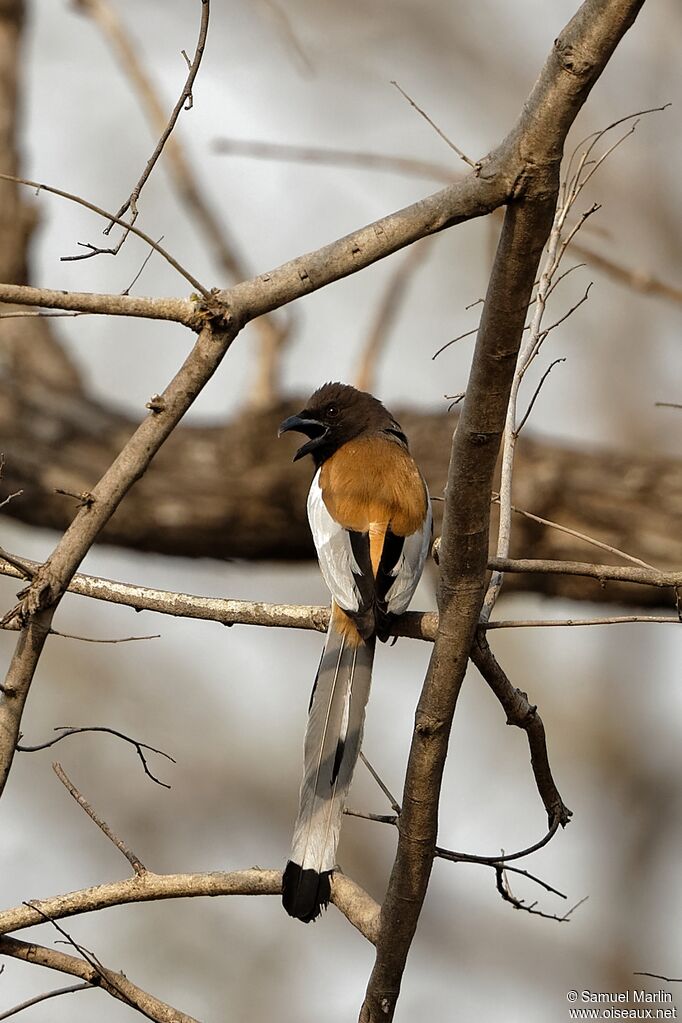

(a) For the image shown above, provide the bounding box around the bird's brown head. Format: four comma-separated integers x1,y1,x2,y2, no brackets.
278,382,406,466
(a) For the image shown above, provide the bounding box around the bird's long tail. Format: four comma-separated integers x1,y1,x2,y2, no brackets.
282,612,375,922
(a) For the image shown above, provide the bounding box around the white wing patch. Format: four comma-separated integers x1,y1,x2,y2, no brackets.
307,470,362,612
385,498,432,615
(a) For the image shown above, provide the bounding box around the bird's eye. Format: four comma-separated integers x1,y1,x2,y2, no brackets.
326,405,339,418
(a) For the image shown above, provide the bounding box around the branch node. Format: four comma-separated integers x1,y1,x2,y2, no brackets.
145,395,166,414
54,488,96,508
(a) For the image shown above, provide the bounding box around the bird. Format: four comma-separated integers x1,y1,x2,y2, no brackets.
278,382,432,922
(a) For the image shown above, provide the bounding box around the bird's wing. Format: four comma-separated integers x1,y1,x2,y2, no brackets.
384,498,433,615
307,469,363,612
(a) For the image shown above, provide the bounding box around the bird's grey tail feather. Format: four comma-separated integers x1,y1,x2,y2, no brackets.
282,620,375,922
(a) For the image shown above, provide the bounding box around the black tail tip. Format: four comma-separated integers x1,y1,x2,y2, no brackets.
282,862,332,923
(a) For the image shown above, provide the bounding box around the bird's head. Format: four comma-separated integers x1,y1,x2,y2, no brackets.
278,382,404,465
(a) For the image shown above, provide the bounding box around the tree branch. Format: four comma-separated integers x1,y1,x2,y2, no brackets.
52,761,147,876
0,981,92,1021
0,283,197,324
0,869,379,944
0,936,198,1023
488,557,682,588
0,173,210,296
470,630,572,827
360,1,646,1018
74,0,290,408
0,318,240,798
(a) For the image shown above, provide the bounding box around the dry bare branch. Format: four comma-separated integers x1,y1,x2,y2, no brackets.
493,866,580,922
52,761,147,875
111,0,209,224
496,496,657,570
17,726,174,789
0,173,209,296
437,819,562,866
0,869,379,944
0,936,199,1023
487,614,681,628
2,554,678,644
633,972,682,984
0,282,197,324
74,0,290,407
470,631,572,827
390,81,477,169
0,981,92,1021
0,318,240,798
487,557,681,588
361,3,647,1017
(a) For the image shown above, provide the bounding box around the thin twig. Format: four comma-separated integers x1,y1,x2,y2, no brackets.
488,556,682,588
52,762,147,875
494,866,582,922
111,0,210,224
515,357,566,436
470,631,572,827
75,0,290,407
0,310,85,319
49,629,160,644
0,935,199,1023
0,173,209,296
345,808,398,826
432,324,479,359
0,982,92,1021
359,751,401,814
391,81,476,169
436,819,561,866
0,617,162,644
0,489,22,510
18,907,140,1016
122,237,162,295
17,726,175,788
633,972,682,983
486,615,681,628
493,497,657,570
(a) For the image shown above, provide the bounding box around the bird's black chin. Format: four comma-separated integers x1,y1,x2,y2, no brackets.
292,433,328,462
278,414,330,462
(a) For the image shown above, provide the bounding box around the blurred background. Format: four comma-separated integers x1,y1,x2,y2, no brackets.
0,0,681,1019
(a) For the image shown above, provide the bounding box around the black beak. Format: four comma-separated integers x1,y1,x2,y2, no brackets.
278,414,329,462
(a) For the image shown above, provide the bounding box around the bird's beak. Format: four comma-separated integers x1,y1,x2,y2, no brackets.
278,414,329,462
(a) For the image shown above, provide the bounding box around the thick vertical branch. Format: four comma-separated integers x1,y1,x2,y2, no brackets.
360,197,557,1023
360,1,646,1019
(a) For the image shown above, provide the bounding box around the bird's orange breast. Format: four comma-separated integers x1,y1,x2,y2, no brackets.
319,435,428,576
